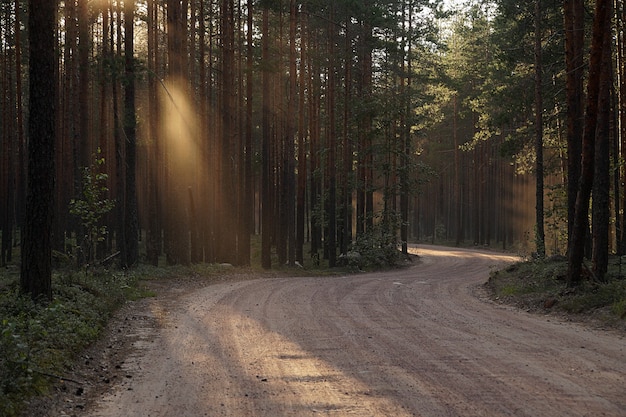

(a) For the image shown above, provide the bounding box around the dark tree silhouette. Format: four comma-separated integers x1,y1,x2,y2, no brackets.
20,0,57,301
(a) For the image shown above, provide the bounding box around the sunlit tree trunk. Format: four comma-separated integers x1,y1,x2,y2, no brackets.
165,0,190,265
146,0,161,266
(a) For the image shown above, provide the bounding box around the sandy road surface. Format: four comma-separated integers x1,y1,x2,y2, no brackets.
84,246,625,417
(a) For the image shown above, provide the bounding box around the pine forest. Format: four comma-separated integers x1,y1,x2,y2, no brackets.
0,0,621,297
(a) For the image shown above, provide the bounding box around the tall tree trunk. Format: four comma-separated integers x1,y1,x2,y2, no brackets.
261,7,272,269
327,5,337,267
146,0,161,266
122,0,139,267
341,20,353,257
564,0,585,250
113,2,125,267
534,0,545,258
240,0,254,266
165,0,190,265
296,7,307,264
400,1,412,258
286,0,297,266
567,0,610,285
453,93,463,246
220,0,238,264
21,0,56,302
309,36,322,259
2,29,15,266
78,0,91,169
619,0,626,253
15,0,25,241
592,1,613,280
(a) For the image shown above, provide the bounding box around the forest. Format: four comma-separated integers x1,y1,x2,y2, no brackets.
0,0,620,299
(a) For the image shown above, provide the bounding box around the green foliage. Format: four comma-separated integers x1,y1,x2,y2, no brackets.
0,268,146,416
612,298,626,318
69,149,115,265
488,256,626,327
349,225,402,270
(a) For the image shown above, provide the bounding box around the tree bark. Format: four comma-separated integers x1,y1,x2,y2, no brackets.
564,0,584,250
567,0,610,285
122,0,139,267
296,7,308,264
21,0,57,302
327,4,337,267
534,0,545,258
591,0,612,280
261,7,272,269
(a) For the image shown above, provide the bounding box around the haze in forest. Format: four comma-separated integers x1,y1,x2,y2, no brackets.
0,0,618,297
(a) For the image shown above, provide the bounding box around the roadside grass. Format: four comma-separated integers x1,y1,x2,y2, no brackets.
486,255,626,329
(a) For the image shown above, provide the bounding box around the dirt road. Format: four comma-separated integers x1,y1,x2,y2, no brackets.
83,246,625,417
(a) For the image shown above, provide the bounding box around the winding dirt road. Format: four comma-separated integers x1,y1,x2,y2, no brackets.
84,245,625,417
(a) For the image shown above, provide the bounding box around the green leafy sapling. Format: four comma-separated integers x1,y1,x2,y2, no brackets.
69,148,115,266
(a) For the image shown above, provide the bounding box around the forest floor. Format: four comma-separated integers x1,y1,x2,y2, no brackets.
23,245,626,417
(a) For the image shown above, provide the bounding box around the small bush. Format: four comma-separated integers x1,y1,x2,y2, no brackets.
349,229,401,270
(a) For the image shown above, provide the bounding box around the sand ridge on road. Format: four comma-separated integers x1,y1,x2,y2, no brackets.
82,245,625,416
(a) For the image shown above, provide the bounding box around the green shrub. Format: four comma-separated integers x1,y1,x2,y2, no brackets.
348,228,401,270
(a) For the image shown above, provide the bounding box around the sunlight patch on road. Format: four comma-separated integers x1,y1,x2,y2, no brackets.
167,304,417,416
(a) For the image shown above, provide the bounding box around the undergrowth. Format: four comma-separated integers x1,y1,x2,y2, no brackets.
486,255,626,328
0,268,152,417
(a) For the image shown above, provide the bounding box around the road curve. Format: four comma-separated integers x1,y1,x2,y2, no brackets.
86,245,626,417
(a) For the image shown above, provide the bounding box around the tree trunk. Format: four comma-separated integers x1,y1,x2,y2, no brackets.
122,0,139,267
534,0,545,258
261,7,272,269
296,7,308,264
21,0,56,302
165,0,190,265
327,5,337,267
15,0,25,242
564,0,584,249
220,0,238,264
619,0,626,253
146,0,161,266
78,0,91,170
592,1,613,280
567,0,610,285
286,0,297,266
